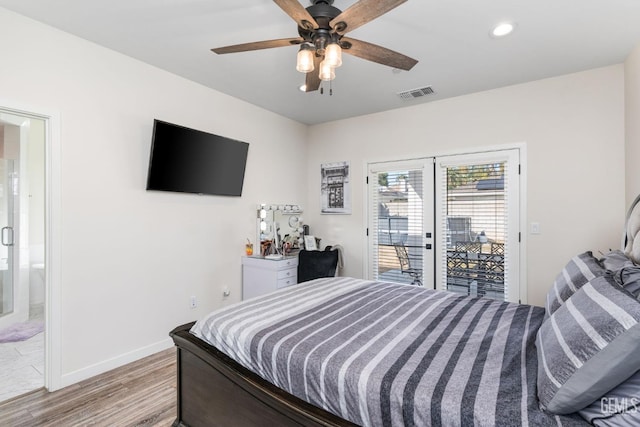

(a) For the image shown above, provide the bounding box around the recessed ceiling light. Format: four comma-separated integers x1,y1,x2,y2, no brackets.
299,84,307,92
491,22,515,37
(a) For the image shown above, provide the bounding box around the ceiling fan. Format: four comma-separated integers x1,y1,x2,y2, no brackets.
212,0,418,92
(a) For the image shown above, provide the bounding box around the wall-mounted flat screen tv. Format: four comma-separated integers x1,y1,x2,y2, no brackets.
146,120,249,196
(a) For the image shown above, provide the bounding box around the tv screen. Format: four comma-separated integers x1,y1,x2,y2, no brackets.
146,120,249,196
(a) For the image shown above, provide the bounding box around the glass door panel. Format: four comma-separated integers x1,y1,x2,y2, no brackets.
0,159,15,317
435,149,520,303
368,159,434,287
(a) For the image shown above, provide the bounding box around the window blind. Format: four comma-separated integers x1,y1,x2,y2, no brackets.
439,161,510,301
369,165,424,285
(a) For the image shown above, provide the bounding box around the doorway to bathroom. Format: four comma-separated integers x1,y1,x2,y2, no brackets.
0,111,46,402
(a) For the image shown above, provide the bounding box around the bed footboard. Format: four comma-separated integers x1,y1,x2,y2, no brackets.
169,323,356,427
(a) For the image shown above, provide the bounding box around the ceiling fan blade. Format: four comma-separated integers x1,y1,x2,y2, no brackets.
273,0,318,30
330,0,406,35
341,37,418,71
212,38,303,54
304,54,323,92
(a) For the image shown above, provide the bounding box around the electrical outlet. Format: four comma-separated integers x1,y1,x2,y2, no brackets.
223,287,230,297
189,296,197,309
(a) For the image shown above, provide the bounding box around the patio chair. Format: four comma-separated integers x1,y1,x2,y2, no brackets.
446,242,481,296
393,243,423,286
477,243,505,297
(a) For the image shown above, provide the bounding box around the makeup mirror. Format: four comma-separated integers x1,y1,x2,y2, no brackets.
256,204,304,256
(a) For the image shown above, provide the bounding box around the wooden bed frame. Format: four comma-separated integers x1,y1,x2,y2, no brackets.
169,322,358,427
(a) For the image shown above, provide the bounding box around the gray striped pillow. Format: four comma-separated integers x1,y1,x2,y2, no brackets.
600,250,640,297
536,275,640,414
545,251,607,317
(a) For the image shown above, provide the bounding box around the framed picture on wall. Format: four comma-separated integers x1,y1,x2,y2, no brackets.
321,161,351,214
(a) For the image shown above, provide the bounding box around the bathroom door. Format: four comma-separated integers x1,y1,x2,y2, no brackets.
0,159,16,317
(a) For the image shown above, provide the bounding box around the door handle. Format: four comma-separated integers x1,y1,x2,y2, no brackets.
1,226,14,246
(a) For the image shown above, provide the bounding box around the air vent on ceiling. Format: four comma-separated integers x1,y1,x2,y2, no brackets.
397,86,435,101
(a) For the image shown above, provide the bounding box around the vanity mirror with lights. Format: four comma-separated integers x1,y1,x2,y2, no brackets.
243,204,304,299
256,204,304,256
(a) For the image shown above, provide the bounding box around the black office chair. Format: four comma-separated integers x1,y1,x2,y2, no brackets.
297,248,339,283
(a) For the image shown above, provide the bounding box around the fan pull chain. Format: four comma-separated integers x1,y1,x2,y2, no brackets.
318,81,334,96
319,82,333,96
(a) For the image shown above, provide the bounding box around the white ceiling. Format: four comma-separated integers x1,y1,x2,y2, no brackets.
1,0,640,125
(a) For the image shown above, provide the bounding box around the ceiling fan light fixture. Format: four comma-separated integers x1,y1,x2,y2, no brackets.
212,0,419,94
325,42,342,68
296,44,315,73
319,59,335,81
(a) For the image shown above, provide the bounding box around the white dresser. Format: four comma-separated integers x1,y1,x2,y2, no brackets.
241,256,298,300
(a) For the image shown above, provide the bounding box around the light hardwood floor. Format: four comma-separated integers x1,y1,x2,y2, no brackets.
0,347,177,426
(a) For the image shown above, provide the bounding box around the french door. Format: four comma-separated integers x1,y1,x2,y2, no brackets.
367,149,522,303
435,149,521,303
367,159,435,287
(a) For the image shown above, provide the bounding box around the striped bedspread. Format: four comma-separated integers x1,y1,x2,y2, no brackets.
191,277,588,426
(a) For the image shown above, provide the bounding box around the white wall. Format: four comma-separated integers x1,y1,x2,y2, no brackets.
626,44,640,209
306,65,626,307
0,8,307,384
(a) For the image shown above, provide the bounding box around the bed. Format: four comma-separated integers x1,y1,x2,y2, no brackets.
169,199,640,427
169,272,629,427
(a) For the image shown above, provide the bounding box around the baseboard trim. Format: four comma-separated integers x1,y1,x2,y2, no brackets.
60,338,173,388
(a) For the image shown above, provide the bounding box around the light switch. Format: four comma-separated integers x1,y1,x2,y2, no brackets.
531,222,541,235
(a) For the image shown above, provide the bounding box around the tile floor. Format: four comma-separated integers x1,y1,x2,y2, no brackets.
0,304,45,402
